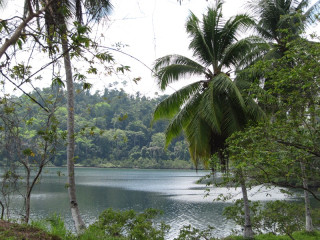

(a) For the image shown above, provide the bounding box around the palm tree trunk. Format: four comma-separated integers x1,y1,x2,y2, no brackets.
239,171,254,239
61,30,85,233
300,162,313,232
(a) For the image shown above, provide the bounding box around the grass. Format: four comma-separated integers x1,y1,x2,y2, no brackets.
0,219,319,240
221,231,320,240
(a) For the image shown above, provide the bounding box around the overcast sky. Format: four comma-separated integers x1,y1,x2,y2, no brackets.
2,0,319,97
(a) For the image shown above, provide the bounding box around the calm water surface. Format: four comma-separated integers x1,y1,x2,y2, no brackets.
11,168,292,239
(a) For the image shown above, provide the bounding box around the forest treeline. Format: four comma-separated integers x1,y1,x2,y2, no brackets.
0,85,194,169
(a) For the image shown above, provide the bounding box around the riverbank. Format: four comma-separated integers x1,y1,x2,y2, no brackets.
1,219,320,240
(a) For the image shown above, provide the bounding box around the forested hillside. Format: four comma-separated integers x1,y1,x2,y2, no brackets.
0,84,194,169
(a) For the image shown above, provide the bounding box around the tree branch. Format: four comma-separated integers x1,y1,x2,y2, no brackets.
277,140,320,157
0,0,53,59
250,165,320,202
0,70,49,112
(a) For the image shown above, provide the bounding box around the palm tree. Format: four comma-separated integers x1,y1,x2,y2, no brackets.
248,0,320,59
247,0,320,232
236,0,320,80
152,1,264,238
23,0,112,232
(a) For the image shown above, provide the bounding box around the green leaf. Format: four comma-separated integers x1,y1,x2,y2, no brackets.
23,148,35,157
83,82,92,90
17,39,22,50
87,66,97,74
52,77,65,88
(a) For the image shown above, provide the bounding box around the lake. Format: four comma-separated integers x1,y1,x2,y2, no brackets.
10,167,293,239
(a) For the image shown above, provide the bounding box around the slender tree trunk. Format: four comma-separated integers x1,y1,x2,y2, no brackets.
24,166,30,223
25,191,30,223
287,232,295,240
62,31,85,233
300,162,314,232
303,185,313,232
0,201,4,220
24,163,46,224
239,171,254,239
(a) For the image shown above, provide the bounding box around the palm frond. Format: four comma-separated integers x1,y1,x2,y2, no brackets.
252,0,288,40
153,55,204,72
218,14,255,60
152,81,202,122
235,36,271,69
164,93,202,147
211,73,246,110
201,5,223,67
243,97,266,122
186,115,212,167
209,74,248,136
153,55,205,90
83,0,113,21
295,0,311,10
219,38,253,69
249,0,320,43
220,97,248,135
254,23,275,41
199,85,222,135
62,0,113,23
186,11,216,65
302,0,320,25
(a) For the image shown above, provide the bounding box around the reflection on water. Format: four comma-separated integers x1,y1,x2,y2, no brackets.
8,168,292,239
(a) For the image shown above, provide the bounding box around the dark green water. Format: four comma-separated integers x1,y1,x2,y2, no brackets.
10,167,293,239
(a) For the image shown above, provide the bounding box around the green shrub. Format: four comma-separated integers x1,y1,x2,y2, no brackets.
90,208,170,240
46,214,70,239
174,225,216,240
292,230,320,240
223,199,307,239
223,199,263,234
260,200,305,238
78,225,124,240
30,219,48,232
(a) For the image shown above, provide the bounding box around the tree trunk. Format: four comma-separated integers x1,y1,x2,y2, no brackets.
239,171,254,239
300,162,314,232
303,186,313,232
24,162,46,224
24,167,31,223
25,191,30,223
287,232,296,240
62,31,86,233
0,201,4,220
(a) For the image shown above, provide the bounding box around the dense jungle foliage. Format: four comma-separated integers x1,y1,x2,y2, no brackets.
0,85,193,169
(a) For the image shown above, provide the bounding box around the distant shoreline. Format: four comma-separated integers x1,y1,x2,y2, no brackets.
50,165,207,171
